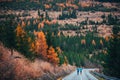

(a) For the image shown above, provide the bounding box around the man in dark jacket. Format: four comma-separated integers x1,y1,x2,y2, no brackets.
77,68,79,75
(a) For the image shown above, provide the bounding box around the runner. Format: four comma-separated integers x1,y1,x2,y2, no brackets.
79,67,83,74
77,68,79,75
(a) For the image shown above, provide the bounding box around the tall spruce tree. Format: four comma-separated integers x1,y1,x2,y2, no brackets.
104,26,120,78
38,9,40,17
0,20,16,56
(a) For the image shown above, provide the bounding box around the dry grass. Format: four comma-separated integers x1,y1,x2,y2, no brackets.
0,43,41,80
0,43,75,80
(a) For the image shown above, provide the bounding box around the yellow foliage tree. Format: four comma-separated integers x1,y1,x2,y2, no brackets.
38,23,44,29
27,21,30,26
92,40,96,46
57,31,61,37
21,21,26,27
81,39,86,45
35,31,48,59
56,47,62,54
64,56,68,66
47,46,59,65
52,32,54,37
100,39,103,46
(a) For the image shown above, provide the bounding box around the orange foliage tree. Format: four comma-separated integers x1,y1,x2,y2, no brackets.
105,36,109,42
15,24,33,59
15,24,26,37
47,46,59,65
15,24,26,49
100,39,103,46
35,31,48,59
30,42,36,53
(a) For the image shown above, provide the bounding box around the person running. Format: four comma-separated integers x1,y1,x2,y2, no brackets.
77,68,79,75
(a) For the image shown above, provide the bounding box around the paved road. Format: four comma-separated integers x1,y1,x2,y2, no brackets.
62,69,98,80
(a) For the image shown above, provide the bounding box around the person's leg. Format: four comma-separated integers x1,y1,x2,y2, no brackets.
80,71,82,74
77,70,79,75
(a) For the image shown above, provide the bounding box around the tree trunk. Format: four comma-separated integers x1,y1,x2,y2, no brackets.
11,49,13,56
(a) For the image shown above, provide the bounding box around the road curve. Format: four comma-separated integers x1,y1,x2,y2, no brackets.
62,69,98,80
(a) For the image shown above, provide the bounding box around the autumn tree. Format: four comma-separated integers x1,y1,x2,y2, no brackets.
100,39,103,46
47,46,59,65
15,24,33,59
105,36,109,42
56,47,64,65
92,39,96,49
92,39,96,46
38,23,44,29
63,56,69,66
57,31,61,37
81,39,86,45
27,20,30,26
21,21,26,27
56,47,62,54
81,39,86,48
35,31,48,60
30,41,36,53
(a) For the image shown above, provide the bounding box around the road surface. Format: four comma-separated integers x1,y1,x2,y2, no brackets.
62,69,98,80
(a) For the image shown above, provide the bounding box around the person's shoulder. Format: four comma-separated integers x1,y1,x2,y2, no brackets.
79,68,83,70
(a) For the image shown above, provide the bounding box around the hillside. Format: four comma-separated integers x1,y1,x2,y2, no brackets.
0,0,120,79
0,43,75,80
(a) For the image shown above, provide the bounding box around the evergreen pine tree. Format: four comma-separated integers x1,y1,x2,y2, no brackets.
104,26,120,78
0,20,16,56
38,9,40,17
